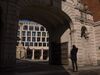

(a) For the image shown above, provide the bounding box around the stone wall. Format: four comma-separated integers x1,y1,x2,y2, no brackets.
18,0,61,9
94,21,100,65
0,0,100,69
0,0,18,68
61,0,97,66
0,0,62,68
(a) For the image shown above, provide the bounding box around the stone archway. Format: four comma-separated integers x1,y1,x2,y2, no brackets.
0,0,72,69
18,5,72,64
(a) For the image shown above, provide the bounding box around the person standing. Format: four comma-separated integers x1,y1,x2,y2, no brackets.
70,45,78,72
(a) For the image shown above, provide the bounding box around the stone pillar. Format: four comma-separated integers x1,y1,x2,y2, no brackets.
94,21,100,65
0,0,18,71
40,49,43,60
49,32,61,64
32,49,34,60
19,23,23,44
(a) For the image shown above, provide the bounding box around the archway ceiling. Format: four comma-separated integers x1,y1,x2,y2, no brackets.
19,5,71,38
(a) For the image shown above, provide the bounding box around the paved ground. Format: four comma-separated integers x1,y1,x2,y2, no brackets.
1,60,100,75
63,65,100,75
0,60,70,75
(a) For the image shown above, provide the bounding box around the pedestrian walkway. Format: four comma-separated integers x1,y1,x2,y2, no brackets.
0,59,70,75
1,59,100,75
15,60,70,75
63,65,100,75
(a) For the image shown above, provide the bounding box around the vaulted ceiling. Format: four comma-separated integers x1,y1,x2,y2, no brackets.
18,0,72,39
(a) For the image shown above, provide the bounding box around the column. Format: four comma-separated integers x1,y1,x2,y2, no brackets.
40,49,43,60
0,0,18,70
19,24,23,44
32,49,34,60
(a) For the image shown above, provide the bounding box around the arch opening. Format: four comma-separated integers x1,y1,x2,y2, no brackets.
16,0,72,64
16,20,49,62
0,0,73,70
18,4,72,65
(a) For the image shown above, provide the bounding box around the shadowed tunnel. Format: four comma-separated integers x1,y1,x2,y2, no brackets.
0,0,72,73
19,5,72,64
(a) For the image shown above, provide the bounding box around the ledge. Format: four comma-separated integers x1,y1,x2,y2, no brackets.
94,21,100,27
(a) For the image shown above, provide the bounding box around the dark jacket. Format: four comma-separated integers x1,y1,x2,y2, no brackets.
71,47,78,61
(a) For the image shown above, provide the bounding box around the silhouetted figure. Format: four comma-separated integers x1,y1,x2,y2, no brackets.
70,45,78,72
27,46,32,59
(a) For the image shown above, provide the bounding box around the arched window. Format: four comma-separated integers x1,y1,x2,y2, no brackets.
40,26,44,31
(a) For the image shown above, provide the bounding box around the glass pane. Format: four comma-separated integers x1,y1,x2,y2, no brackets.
27,37,31,41
27,31,31,36
39,43,42,46
22,37,26,41
32,37,35,42
40,26,44,31
42,32,46,36
29,26,33,30
35,26,39,31
43,43,46,46
37,32,41,36
42,38,45,42
22,31,25,36
37,37,40,42
32,32,36,36
25,42,29,46
30,42,33,46
34,43,37,46
23,25,28,30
